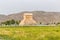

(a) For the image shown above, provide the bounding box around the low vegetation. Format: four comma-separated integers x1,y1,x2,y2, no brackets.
0,26,60,40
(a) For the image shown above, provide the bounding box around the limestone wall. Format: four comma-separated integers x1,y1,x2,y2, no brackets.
19,13,37,25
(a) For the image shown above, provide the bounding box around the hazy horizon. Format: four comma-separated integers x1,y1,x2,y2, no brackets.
0,0,60,15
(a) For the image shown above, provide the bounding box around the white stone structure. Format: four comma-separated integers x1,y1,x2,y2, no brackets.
19,13,37,25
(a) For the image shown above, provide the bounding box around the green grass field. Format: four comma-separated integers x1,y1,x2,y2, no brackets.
0,26,60,40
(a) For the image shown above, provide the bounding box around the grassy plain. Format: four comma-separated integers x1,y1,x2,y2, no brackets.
0,26,60,40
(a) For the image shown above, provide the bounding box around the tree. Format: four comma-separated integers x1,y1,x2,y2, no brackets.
1,19,20,25
15,21,19,24
5,20,11,25
10,19,15,24
56,22,60,25
15,20,21,25
40,22,42,24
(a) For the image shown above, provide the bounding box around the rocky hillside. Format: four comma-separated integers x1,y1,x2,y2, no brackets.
0,11,60,24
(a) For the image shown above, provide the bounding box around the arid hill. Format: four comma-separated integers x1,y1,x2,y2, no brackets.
0,11,60,24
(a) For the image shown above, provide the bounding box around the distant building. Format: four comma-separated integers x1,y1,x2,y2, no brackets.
19,13,37,26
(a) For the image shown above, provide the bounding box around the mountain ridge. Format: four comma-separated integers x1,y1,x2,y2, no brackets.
0,11,60,24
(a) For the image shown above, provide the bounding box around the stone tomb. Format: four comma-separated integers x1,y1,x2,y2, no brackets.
19,13,37,25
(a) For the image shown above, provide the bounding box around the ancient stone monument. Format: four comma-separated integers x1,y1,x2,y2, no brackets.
19,13,37,25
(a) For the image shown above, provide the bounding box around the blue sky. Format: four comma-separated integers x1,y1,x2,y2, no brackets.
0,0,60,15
